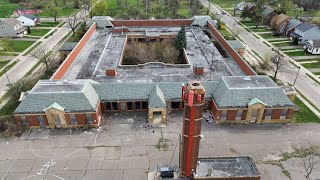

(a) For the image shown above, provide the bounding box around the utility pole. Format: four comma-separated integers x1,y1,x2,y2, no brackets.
293,66,301,86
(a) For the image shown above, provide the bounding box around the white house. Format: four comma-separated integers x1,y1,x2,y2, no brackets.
0,18,26,38
17,14,40,27
291,23,320,44
305,39,320,55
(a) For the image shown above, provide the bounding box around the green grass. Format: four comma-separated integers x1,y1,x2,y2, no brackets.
209,0,248,9
268,39,288,43
249,27,272,32
284,50,314,56
0,60,18,77
293,97,320,123
272,42,294,47
259,33,283,39
0,52,19,56
6,40,35,52
39,8,77,17
22,42,42,56
302,10,320,17
302,62,320,69
0,99,17,116
37,21,60,27
314,72,320,75
0,0,20,18
218,29,235,40
0,60,10,69
29,28,51,36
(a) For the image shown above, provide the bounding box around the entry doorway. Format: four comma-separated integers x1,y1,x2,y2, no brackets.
153,112,162,123
251,110,257,123
53,115,62,128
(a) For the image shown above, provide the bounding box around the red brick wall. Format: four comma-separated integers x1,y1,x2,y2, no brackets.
286,108,294,119
27,115,39,126
241,110,247,120
52,22,97,80
207,22,255,75
76,114,86,125
271,109,282,119
14,116,21,124
111,20,193,27
227,110,237,120
106,69,117,76
210,100,221,120
194,67,204,75
194,176,260,180
65,114,71,125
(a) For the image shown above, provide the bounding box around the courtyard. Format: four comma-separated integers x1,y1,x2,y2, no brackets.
1,112,320,180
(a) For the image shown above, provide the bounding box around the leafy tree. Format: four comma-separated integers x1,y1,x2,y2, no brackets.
74,0,81,9
277,0,295,15
240,5,251,20
92,1,108,16
175,26,187,50
253,0,266,27
46,2,59,22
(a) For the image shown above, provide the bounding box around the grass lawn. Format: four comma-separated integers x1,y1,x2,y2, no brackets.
107,0,207,18
6,40,35,52
272,42,294,47
249,27,272,32
39,8,77,17
259,33,282,39
22,42,42,56
0,99,18,116
314,72,320,75
302,10,320,17
0,60,10,69
37,21,60,27
302,62,320,69
293,97,320,123
209,0,253,9
0,0,20,18
284,50,314,56
29,28,51,36
218,29,235,40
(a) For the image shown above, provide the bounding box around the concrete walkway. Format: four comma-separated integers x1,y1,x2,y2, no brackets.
292,55,320,60
279,45,302,50
282,49,305,52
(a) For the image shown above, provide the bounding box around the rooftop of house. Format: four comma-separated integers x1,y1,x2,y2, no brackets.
310,39,320,48
296,22,316,32
195,157,260,178
1,18,21,26
22,14,38,20
274,13,290,24
262,7,275,15
286,18,302,30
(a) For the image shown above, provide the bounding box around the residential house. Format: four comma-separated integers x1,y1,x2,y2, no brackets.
291,23,320,44
280,18,302,37
270,13,290,30
237,2,256,12
261,7,277,25
17,14,40,27
0,18,26,38
228,40,246,57
245,3,256,12
304,39,320,54
236,2,246,11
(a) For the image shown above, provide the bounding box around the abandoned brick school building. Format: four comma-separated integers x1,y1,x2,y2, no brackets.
13,16,296,128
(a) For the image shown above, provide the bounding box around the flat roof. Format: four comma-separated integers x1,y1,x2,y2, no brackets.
195,157,259,178
60,26,245,82
223,76,277,89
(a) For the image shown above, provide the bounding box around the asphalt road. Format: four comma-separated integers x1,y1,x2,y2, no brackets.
200,0,320,109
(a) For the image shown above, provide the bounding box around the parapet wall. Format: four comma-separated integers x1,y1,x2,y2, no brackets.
207,22,256,76
111,19,193,27
52,22,97,80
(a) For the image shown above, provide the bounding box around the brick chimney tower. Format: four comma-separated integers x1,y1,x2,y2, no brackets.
180,81,205,178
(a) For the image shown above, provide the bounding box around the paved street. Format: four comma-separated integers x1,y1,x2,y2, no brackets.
0,113,320,180
200,0,320,109
0,9,87,98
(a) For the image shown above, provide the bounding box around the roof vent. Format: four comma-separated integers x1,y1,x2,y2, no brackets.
243,77,251,81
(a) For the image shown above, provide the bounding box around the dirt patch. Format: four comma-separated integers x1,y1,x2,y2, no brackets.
122,40,186,65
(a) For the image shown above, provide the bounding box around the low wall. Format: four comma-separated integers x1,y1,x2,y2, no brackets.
111,19,193,27
52,22,97,80
207,22,256,76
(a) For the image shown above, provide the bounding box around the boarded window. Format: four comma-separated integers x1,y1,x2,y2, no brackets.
70,114,77,125
86,114,93,124
36,115,45,127
21,115,28,125
235,110,242,120
106,102,112,110
135,102,141,109
111,102,118,110
127,102,133,110
265,109,272,120
142,101,148,109
171,102,180,109
221,110,227,120
280,109,288,119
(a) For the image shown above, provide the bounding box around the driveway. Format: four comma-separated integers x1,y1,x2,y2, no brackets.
0,112,320,180
200,0,320,109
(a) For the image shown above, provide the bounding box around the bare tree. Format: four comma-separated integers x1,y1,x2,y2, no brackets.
271,48,287,80
31,48,56,73
302,156,320,180
67,15,79,34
